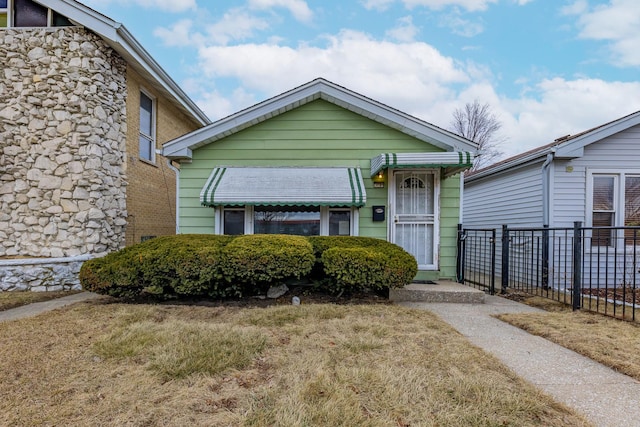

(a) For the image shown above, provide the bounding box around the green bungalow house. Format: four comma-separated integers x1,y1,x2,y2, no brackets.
162,79,478,281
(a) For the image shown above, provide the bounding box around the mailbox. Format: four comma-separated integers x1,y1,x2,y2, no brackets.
372,205,385,222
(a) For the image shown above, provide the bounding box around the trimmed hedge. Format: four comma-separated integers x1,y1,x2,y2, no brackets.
80,234,417,300
309,236,418,294
221,234,315,294
80,235,236,299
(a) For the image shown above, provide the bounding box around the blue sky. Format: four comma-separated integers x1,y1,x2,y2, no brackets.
83,0,640,158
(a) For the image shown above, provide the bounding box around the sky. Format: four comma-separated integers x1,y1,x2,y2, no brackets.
82,0,640,159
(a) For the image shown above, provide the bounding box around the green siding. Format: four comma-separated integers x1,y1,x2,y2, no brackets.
179,99,462,278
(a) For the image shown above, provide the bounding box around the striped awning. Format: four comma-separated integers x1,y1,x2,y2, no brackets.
200,167,366,207
370,152,474,176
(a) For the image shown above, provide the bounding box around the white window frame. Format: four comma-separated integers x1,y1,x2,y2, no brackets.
587,169,640,248
139,88,156,164
216,205,359,236
1,0,12,27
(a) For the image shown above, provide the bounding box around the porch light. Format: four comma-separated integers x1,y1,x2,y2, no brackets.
372,171,385,183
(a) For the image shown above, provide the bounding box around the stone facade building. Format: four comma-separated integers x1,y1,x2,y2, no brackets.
0,0,209,290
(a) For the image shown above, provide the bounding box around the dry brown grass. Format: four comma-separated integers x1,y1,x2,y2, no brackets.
499,294,640,382
0,299,590,426
507,287,640,321
0,290,80,311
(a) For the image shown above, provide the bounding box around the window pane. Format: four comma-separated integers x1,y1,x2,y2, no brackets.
625,176,640,226
0,0,8,8
223,210,245,235
14,0,48,27
0,13,7,27
624,176,640,244
592,212,613,247
139,135,153,161
593,176,614,211
139,92,153,136
329,211,350,236
52,11,72,26
254,206,320,236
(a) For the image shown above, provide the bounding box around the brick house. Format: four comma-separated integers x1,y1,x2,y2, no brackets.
0,0,209,290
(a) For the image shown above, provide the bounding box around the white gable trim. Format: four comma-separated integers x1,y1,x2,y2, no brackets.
35,0,210,126
555,111,640,158
162,78,478,160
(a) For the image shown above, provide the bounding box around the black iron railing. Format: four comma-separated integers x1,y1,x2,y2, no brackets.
457,222,640,322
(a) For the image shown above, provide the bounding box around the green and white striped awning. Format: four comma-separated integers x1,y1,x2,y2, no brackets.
200,167,366,207
370,152,474,177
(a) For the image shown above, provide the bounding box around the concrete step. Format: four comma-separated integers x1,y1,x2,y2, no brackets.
389,280,485,304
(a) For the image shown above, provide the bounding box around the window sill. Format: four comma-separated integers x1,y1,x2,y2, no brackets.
139,158,158,168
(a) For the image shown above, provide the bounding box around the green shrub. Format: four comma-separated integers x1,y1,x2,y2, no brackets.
309,236,417,295
80,234,237,299
221,234,315,295
80,233,415,301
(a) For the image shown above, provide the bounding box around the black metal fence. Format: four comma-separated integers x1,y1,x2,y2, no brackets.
457,222,640,322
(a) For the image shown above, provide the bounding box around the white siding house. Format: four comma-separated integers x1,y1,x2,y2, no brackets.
463,111,640,289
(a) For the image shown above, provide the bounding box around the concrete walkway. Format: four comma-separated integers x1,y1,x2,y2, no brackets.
400,296,640,427
0,292,102,323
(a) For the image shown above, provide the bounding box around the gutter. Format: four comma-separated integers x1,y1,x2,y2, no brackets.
166,158,181,234
541,149,556,226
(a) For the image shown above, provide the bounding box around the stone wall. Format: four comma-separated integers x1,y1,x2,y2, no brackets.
0,27,128,258
0,256,91,291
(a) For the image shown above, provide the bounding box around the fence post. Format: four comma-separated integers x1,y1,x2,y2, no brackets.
542,224,549,290
490,228,496,295
501,224,509,294
572,221,582,310
456,224,465,283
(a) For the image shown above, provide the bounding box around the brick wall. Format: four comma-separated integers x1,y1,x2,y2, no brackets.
124,66,201,246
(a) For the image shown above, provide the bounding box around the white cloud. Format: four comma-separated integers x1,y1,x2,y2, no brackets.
83,0,196,12
195,29,470,120
560,0,588,16
361,0,395,11
153,19,196,47
401,0,498,12
248,0,314,23
572,0,640,67
499,78,640,156
385,16,420,42
205,8,271,45
439,10,484,37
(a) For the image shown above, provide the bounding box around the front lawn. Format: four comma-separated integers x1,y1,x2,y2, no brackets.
0,299,589,426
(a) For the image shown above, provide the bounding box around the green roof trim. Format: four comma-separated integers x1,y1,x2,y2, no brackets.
371,152,475,177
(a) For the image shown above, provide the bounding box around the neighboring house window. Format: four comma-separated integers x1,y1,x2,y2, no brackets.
589,172,640,246
0,0,72,27
139,90,156,163
220,206,356,236
14,0,47,27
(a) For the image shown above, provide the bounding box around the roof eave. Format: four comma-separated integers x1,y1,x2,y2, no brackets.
163,78,478,159
465,148,554,182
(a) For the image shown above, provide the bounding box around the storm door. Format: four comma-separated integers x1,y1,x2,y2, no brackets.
391,170,438,269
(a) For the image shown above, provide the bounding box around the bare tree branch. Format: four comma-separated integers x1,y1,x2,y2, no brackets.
450,99,506,170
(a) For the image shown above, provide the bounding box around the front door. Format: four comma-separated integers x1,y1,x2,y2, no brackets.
391,170,438,270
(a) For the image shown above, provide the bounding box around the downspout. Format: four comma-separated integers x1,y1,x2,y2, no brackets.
166,158,180,234
459,173,464,224
541,148,556,227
